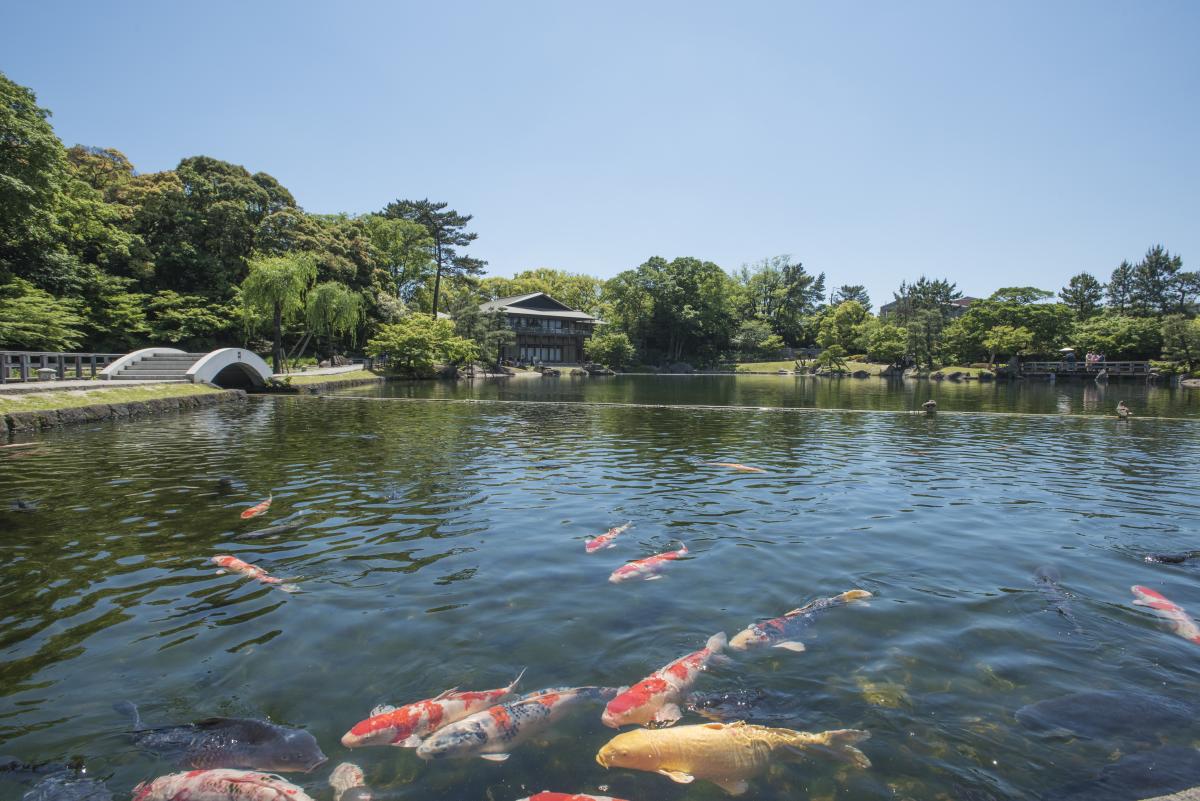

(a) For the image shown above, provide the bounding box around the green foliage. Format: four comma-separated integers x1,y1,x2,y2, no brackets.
816,300,869,352
305,281,365,358
863,320,908,366
832,284,871,311
888,277,961,368
1060,272,1105,319
732,318,778,358
77,271,150,351
1161,315,1200,371
1106,260,1134,313
814,344,848,372
1071,313,1162,359
381,199,485,317
604,256,739,364
940,289,1072,364
147,290,238,349
367,314,479,374
0,279,86,350
361,214,434,301
981,325,1034,364
241,252,318,372
585,331,636,368
448,292,515,366
735,255,826,346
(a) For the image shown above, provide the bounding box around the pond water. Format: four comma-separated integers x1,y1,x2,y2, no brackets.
2,376,1199,801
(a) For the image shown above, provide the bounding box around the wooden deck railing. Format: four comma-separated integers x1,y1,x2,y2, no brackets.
1,351,125,383
1019,360,1150,375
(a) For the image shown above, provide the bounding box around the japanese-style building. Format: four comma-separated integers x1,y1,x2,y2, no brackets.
479,292,600,364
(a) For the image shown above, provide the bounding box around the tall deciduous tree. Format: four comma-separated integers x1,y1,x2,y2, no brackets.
381,199,486,318
1060,272,1105,318
361,215,434,301
241,252,317,373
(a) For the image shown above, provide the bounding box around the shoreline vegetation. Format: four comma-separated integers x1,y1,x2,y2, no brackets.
3,70,1199,388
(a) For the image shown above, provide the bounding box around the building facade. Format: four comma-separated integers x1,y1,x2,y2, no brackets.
479,292,600,364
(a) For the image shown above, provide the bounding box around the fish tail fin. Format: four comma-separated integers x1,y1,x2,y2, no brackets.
706,632,728,653
506,667,527,693
781,728,871,769
113,701,143,730
677,541,688,554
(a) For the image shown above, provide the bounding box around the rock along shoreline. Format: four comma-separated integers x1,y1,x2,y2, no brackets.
3,388,248,433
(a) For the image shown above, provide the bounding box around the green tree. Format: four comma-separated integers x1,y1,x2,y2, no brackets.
305,281,365,362
381,199,486,318
361,214,434,301
479,268,605,316
732,318,778,358
1161,315,1200,371
939,287,1072,364
1072,313,1162,360
241,252,317,373
889,277,961,368
447,291,515,367
585,331,636,368
1107,260,1134,313
816,300,869,352
0,278,85,350
1060,272,1105,319
814,344,848,372
1130,245,1184,316
367,314,478,375
147,290,238,351
832,284,871,311
736,256,826,346
65,145,135,195
981,325,1034,365
864,321,908,367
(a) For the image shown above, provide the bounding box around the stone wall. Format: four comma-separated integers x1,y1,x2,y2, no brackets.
3,389,247,432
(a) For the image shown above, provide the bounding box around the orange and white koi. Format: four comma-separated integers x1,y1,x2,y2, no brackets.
1132,585,1200,645
730,589,873,653
586,521,632,553
240,494,273,519
602,632,727,728
211,555,298,593
416,686,618,761
705,462,766,473
609,543,687,583
132,769,315,801
341,668,526,748
518,794,630,801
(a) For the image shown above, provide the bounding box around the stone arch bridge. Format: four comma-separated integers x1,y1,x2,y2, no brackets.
99,348,274,389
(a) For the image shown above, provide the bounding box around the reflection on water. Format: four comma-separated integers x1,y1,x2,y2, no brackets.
356,373,1200,419
1,381,1199,801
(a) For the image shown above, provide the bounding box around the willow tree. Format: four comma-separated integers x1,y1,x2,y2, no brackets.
305,281,365,362
241,252,317,373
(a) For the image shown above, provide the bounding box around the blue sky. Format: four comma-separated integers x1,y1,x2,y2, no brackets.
4,0,1198,307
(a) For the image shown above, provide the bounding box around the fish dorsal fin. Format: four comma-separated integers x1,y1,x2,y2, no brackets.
433,687,460,701
714,778,750,795
370,705,396,717
479,753,509,762
657,769,694,783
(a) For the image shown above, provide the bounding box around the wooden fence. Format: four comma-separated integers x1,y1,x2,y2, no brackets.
1,351,125,384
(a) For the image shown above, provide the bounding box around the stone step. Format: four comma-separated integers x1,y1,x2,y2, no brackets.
132,358,200,365
113,372,192,380
124,363,194,371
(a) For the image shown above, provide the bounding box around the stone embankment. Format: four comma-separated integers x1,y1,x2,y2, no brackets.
3,389,246,432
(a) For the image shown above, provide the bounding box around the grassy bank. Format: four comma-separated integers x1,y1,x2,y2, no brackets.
284,368,381,386
732,360,994,377
0,383,220,414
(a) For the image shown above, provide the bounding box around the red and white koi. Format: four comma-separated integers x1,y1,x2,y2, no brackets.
1132,585,1200,645
132,769,315,801
211,555,298,593
609,543,688,583
730,589,873,653
704,462,766,473
341,669,526,748
416,686,619,761
240,494,273,519
586,521,632,553
518,794,630,801
602,632,727,728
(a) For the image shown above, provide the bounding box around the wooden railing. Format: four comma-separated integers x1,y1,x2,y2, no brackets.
1019,360,1150,375
1,351,125,383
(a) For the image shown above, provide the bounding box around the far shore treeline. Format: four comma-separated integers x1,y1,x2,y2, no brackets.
2,71,1198,375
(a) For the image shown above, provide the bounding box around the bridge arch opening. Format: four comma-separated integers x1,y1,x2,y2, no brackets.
211,363,264,389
